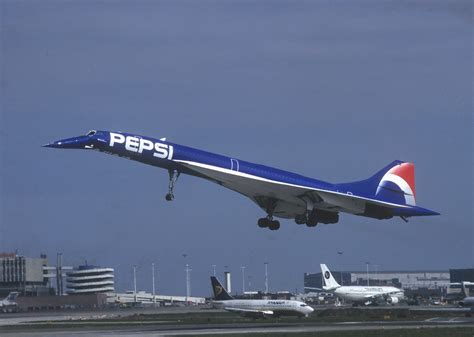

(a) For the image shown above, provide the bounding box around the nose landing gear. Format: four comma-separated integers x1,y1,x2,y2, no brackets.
165,169,180,201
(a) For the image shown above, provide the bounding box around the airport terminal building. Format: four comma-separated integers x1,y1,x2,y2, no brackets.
0,252,51,296
450,268,474,283
66,265,115,295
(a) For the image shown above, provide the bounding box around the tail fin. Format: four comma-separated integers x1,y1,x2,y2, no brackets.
320,264,341,290
5,292,19,302
338,160,416,206
210,276,233,300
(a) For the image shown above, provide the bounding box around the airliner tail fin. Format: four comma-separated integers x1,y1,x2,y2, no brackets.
210,276,233,301
320,264,341,290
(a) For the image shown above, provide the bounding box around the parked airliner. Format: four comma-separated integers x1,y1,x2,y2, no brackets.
44,130,439,230
210,276,313,318
317,264,405,306
0,292,19,313
459,297,474,307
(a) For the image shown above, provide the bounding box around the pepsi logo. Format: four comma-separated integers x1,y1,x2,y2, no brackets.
109,132,174,160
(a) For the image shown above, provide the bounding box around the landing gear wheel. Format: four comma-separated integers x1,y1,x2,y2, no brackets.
257,198,280,230
306,210,318,227
269,220,280,231
295,213,307,225
258,217,279,230
165,193,174,201
258,218,268,228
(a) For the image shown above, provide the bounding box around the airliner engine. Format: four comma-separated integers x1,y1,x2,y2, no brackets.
387,296,399,304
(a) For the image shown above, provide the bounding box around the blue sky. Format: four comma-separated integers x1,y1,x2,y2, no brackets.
1,1,472,296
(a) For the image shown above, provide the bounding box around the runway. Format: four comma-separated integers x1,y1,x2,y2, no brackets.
0,319,473,336
0,306,218,327
1,306,473,336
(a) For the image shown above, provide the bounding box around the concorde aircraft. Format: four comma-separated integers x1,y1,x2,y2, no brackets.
210,276,314,318
44,130,439,230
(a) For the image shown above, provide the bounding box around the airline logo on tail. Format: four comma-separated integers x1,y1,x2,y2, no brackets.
210,276,233,301
324,271,331,280
376,162,416,206
214,284,224,297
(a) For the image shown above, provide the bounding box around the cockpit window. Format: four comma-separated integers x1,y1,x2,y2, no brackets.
300,304,307,307
86,130,97,136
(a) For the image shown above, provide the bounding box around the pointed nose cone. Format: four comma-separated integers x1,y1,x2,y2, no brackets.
43,135,93,149
42,141,65,148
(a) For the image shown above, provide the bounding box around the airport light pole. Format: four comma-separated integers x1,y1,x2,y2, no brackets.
133,265,137,304
56,253,63,296
241,266,246,294
152,262,156,307
187,265,192,301
374,264,379,285
212,264,216,276
264,262,269,294
337,251,344,286
183,254,191,304
366,262,370,287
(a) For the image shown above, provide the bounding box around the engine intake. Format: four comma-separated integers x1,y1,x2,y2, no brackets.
386,296,399,304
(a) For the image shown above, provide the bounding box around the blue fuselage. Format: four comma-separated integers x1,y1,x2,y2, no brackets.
48,130,337,192
44,130,439,220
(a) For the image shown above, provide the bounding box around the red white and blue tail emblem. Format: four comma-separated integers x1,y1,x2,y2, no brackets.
376,162,416,206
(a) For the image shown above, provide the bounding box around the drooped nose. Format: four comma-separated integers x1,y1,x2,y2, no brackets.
43,135,94,149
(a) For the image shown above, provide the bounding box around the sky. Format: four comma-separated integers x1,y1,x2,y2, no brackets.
0,0,472,297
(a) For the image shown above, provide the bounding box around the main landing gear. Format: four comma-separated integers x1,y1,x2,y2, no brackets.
295,211,318,227
165,169,180,201
256,198,280,231
257,217,280,231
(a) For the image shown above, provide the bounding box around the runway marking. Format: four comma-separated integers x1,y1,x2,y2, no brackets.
424,317,439,322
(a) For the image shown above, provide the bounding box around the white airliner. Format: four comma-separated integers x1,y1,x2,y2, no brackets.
210,277,313,318
0,292,19,313
459,297,474,307
319,264,404,306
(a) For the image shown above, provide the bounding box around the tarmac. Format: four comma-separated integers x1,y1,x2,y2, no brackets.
0,305,473,336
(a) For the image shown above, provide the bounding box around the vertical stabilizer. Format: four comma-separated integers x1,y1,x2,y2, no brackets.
4,292,19,303
338,161,417,206
210,276,233,300
375,162,416,206
320,264,341,290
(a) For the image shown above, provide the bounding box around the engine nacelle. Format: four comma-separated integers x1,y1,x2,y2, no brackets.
315,210,339,224
300,209,339,226
386,296,399,304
